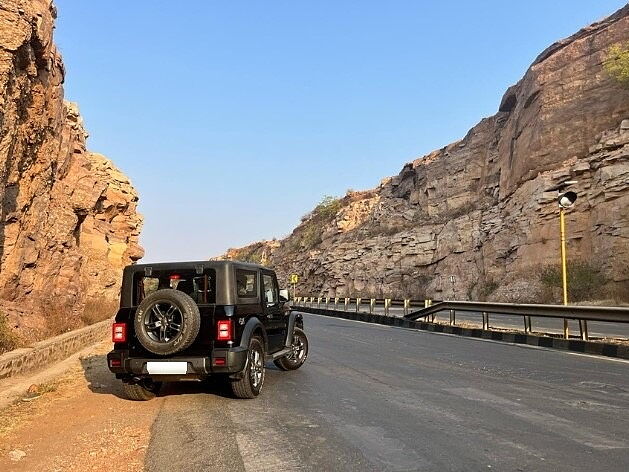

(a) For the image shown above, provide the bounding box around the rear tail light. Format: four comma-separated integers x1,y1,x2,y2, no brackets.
112,323,127,343
216,320,233,341
109,359,122,367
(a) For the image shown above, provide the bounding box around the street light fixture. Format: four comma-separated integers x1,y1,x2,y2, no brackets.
558,191,577,209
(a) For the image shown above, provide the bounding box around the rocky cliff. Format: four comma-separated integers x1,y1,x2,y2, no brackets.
0,0,143,344
223,5,629,303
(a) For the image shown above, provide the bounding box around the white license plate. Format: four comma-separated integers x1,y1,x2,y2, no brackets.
146,361,188,375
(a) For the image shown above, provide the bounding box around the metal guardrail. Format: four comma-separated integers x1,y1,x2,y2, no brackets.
292,296,629,341
292,296,438,317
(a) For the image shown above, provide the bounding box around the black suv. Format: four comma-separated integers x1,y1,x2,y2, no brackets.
107,261,308,400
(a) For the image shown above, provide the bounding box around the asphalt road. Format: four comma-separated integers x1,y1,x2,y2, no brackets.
146,313,629,472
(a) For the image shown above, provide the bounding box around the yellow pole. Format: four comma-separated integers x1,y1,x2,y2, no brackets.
560,207,569,338
560,208,569,305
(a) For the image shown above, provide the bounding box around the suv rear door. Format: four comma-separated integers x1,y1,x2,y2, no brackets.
261,271,285,353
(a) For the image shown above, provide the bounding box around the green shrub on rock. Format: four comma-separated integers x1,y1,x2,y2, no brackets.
604,42,629,87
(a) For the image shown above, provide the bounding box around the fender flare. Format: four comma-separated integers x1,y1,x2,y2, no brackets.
239,317,268,350
284,311,304,348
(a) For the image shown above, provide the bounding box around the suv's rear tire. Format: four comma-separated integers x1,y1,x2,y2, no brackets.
274,328,308,371
134,289,201,355
122,379,162,401
231,336,265,399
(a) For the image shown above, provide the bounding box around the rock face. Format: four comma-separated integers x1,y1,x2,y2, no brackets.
0,0,143,341
223,6,629,303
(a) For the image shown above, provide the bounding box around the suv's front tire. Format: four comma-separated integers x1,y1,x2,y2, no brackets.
274,327,308,371
231,336,265,399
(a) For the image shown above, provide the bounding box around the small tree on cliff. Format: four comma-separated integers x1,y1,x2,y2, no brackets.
604,41,629,87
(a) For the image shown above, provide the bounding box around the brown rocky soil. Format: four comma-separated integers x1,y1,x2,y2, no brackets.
223,6,629,303
0,340,160,472
0,0,143,347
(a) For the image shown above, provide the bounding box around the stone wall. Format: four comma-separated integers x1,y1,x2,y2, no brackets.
0,318,109,379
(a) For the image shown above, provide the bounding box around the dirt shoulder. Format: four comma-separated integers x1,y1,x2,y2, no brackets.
0,340,162,472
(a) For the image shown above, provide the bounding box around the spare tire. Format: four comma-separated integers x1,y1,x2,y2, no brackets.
134,289,201,355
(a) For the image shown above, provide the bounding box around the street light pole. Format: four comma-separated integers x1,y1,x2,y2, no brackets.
556,183,578,339
559,206,569,306
559,206,569,339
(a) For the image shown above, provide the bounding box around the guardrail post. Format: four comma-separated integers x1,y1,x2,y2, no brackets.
344,297,350,311
563,319,569,339
325,297,329,309
317,297,322,308
523,315,530,333
384,298,391,316
334,297,339,310
427,299,435,322
449,309,455,326
482,312,489,330
404,299,410,316
370,299,375,314
580,320,589,341
356,298,361,312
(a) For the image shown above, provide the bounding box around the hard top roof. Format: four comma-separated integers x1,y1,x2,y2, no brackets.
124,260,268,272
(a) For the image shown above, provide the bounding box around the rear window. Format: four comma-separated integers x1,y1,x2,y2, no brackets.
134,269,216,305
235,269,258,298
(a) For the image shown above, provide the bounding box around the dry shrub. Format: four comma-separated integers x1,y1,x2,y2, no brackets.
489,279,543,304
301,224,322,249
605,265,629,304
39,294,119,337
0,314,21,354
37,295,80,337
539,261,607,303
81,299,118,325
477,278,499,301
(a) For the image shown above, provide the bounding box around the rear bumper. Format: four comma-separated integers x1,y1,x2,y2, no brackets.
106,347,248,378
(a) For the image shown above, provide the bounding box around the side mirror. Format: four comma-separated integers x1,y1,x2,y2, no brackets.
279,288,289,302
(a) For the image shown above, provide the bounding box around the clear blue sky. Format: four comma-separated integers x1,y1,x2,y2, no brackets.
54,0,626,262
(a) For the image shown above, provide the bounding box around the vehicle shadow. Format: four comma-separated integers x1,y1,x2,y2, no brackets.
80,354,282,400
80,353,127,400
